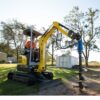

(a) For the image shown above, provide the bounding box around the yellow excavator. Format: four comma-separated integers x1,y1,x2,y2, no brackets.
7,21,82,85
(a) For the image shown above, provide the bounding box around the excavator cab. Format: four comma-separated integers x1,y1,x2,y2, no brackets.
20,28,41,66
17,28,41,71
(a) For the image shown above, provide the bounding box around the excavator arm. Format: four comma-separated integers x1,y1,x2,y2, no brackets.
37,21,81,73
7,21,83,88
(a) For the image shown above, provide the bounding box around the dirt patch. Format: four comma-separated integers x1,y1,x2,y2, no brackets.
38,79,78,95
38,68,100,95
69,68,100,95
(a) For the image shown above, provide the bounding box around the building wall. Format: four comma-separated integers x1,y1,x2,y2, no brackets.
56,55,78,68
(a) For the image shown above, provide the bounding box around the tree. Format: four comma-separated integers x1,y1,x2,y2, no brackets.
83,8,100,67
64,6,100,67
0,20,30,61
46,31,67,66
46,34,57,66
0,42,14,56
51,35,56,65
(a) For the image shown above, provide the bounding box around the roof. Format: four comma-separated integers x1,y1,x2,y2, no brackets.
23,29,42,38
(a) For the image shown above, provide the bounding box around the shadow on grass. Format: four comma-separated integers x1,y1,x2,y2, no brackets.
84,68,100,79
0,80,39,95
47,67,78,79
85,80,100,93
54,70,77,79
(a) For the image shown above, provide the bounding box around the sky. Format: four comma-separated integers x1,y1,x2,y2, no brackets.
0,0,100,30
0,0,100,61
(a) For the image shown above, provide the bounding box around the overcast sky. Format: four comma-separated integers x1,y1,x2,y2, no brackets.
0,0,100,30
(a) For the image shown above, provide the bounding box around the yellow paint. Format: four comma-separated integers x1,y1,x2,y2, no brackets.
37,21,69,72
17,21,75,73
18,55,27,65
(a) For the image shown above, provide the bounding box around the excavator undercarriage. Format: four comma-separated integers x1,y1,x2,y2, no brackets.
8,64,53,85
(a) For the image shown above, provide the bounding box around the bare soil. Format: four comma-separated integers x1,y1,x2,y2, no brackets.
38,68,100,95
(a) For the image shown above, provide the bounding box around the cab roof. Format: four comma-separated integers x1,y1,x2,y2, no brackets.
23,29,42,38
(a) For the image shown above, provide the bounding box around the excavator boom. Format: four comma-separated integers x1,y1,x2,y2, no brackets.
37,21,81,72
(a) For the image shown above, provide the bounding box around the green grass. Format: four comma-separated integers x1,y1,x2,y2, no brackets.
0,64,77,95
47,66,78,79
0,80,38,95
0,65,16,82
0,64,38,95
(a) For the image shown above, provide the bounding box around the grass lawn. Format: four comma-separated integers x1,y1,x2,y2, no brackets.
47,66,78,79
0,64,38,95
0,64,77,95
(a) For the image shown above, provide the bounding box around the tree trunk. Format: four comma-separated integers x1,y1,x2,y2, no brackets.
13,36,18,63
85,56,88,67
16,48,18,63
85,44,89,67
7,40,10,55
51,42,54,66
